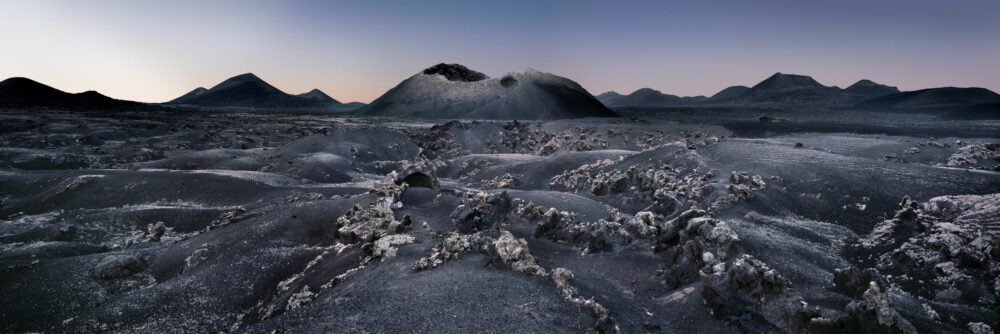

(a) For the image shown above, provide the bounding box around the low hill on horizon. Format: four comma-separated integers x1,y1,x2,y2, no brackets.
0,77,147,109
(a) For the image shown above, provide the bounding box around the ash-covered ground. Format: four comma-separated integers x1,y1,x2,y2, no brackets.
1,108,998,333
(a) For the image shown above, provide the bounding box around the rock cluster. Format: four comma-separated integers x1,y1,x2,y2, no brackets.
532,207,657,254
875,194,999,305
93,254,146,279
488,121,553,154
124,221,166,246
413,232,491,271
946,143,999,170
410,120,553,159
658,209,740,288
841,282,918,334
490,230,546,276
852,194,999,330
450,191,516,233
482,173,518,189
727,171,767,201
370,234,415,261
413,228,615,331
536,127,609,156
336,199,401,244
393,159,442,189
411,121,466,159
337,180,410,245
549,160,716,212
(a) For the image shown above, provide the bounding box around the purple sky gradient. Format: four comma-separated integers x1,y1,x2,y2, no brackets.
1,0,998,103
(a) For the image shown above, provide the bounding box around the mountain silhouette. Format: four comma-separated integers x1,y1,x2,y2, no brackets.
297,89,341,104
844,79,899,98
856,87,1000,111
708,85,750,101
734,73,843,104
0,77,144,109
168,73,342,109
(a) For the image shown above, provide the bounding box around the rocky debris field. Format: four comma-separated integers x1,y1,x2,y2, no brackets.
1,109,999,333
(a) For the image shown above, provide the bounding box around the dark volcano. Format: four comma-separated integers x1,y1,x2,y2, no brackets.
359,64,617,120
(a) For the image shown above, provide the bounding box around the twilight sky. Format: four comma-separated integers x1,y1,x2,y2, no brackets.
1,0,998,103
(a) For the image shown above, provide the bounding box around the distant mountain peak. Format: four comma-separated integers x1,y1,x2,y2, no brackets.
845,79,899,97
297,88,341,104
709,85,750,100
755,73,826,89
166,73,343,108
630,87,663,95
209,72,281,93
734,72,843,105
232,72,261,80
421,63,488,82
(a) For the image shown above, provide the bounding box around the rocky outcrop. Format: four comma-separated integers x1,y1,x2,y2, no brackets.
413,228,614,331
549,159,716,214
946,143,999,170
727,171,766,201
450,191,516,233
841,282,918,334
337,181,409,244
93,254,146,279
393,160,441,189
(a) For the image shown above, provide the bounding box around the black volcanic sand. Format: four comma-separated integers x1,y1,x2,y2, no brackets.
1,108,998,333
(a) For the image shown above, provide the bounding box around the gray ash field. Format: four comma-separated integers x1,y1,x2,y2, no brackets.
1,108,999,333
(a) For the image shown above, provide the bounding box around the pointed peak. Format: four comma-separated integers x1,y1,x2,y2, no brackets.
297,88,341,104
217,73,270,87
208,72,282,94
229,73,263,82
